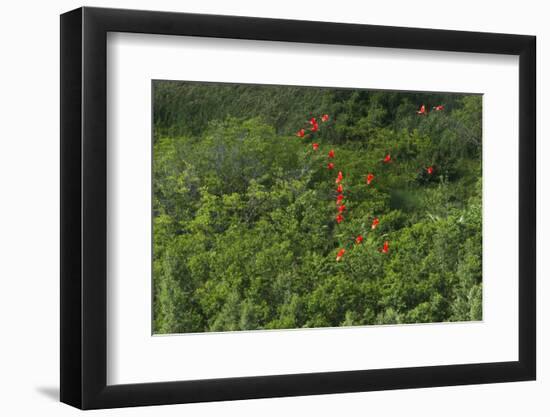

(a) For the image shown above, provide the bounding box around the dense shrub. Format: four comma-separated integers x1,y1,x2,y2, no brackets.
153,82,482,333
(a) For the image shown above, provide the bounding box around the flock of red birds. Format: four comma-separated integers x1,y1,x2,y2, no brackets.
417,104,444,115
295,104,442,262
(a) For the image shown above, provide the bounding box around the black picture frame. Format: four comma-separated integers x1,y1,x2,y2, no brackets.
60,6,536,410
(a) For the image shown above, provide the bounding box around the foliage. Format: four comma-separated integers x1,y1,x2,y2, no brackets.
152,82,483,333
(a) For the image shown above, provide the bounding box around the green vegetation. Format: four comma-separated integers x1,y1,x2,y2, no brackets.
153,81,482,334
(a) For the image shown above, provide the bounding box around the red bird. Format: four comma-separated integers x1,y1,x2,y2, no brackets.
328,149,335,158
336,214,344,224
328,162,335,170
312,143,319,150
426,166,434,175
296,129,305,138
434,105,445,111
336,184,343,193
336,194,344,205
371,217,380,230
338,205,346,213
383,154,392,163
335,171,343,184
309,117,319,132
416,104,427,115
366,173,374,185
355,235,364,244
336,248,346,261
380,241,389,254
321,114,329,122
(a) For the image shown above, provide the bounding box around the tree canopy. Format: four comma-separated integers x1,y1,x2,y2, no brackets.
153,81,482,334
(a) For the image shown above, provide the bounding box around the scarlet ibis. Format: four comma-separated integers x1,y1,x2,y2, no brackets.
309,117,319,132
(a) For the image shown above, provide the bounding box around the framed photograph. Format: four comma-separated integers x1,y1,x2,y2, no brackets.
60,6,536,409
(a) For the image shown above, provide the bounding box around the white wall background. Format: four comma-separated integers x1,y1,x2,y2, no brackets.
0,0,545,415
